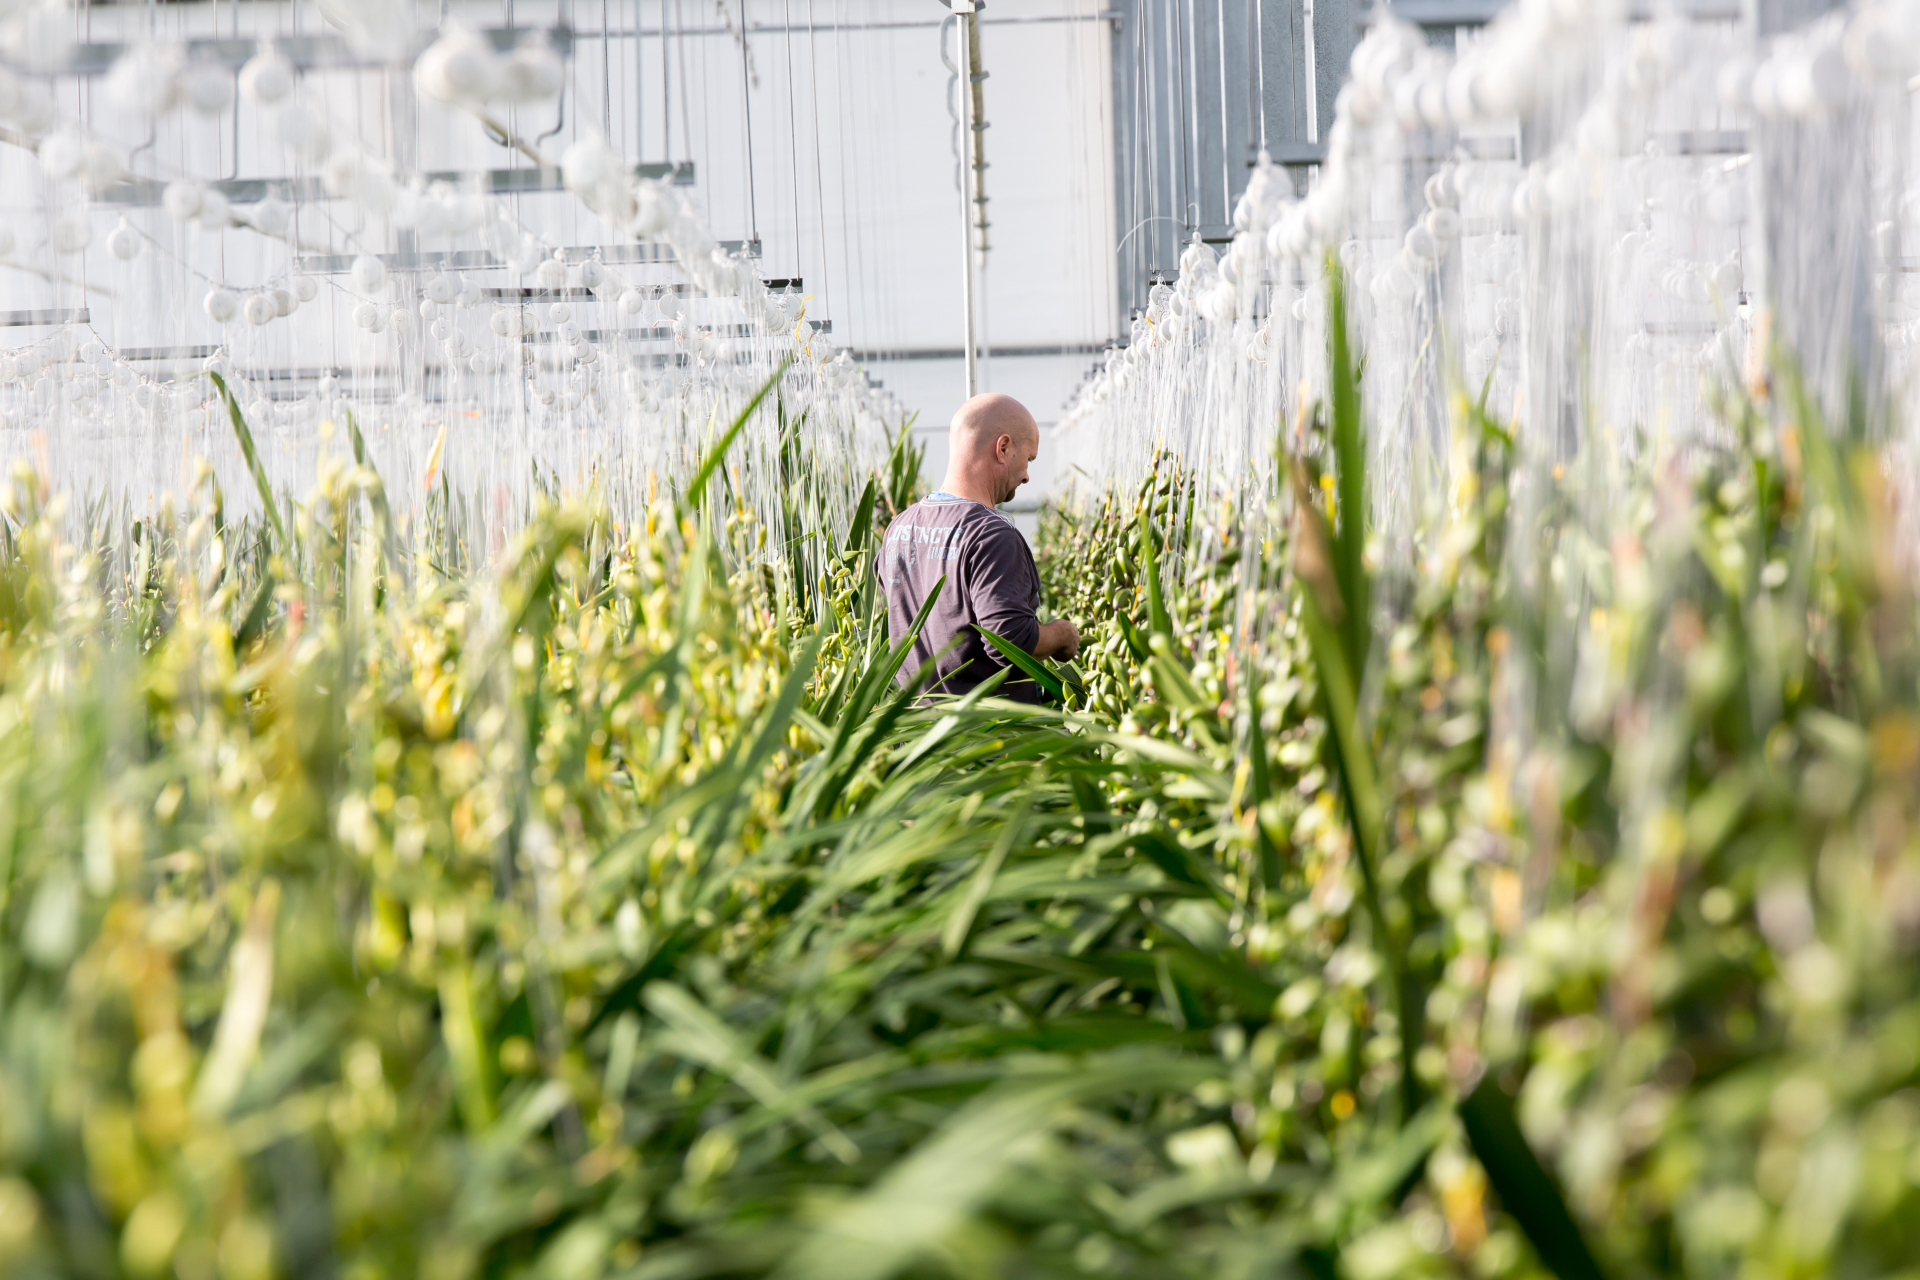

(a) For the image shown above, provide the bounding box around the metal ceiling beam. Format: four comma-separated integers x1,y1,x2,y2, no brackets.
1364,0,1744,27
2,25,571,77
294,239,758,274
93,162,693,208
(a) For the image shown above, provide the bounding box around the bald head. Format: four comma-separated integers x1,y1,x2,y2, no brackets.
940,393,1040,507
951,393,1038,454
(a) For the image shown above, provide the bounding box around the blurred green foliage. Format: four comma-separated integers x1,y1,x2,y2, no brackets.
4,279,1920,1280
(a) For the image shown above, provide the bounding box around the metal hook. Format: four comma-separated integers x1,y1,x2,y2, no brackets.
128,118,158,169
1114,214,1184,257
536,81,567,148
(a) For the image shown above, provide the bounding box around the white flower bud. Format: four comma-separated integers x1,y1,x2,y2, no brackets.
239,45,295,104
351,253,387,293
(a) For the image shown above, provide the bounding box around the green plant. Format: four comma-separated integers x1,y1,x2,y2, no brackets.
7,276,1920,1280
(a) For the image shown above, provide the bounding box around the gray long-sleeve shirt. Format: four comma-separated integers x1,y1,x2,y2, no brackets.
877,491,1043,701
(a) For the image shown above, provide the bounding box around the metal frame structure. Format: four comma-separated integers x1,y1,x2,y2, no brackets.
1108,0,1358,321
1102,0,1855,328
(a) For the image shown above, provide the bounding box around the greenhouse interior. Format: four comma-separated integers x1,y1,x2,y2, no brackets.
4,0,1920,1275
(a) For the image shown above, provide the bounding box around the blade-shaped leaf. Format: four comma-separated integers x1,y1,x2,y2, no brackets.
209,371,288,553
974,624,1065,703
643,982,859,1164
1460,1076,1609,1280
687,358,791,511
772,1055,1212,1280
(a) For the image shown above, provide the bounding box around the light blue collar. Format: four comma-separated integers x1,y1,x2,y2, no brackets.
927,491,1015,527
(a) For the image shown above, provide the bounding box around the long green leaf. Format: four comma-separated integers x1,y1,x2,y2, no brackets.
342,407,405,579
1136,507,1173,640
941,800,1026,958
1461,1076,1609,1280
1288,297,1421,1124
773,1056,1212,1280
819,573,946,767
1323,251,1369,676
974,624,1065,702
208,371,288,553
1243,664,1283,891
643,982,859,1164
687,358,791,511
843,478,877,559
232,565,277,651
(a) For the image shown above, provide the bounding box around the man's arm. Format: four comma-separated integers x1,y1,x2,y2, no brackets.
1035,618,1080,660
964,520,1043,662
965,524,1078,662
959,523,1076,705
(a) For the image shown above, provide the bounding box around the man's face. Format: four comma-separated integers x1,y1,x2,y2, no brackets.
993,427,1039,505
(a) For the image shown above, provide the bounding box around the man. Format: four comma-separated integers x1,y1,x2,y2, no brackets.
878,392,1080,701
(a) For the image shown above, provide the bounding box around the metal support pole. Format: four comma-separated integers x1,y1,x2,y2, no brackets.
953,1,979,399
1301,0,1316,143
965,11,990,391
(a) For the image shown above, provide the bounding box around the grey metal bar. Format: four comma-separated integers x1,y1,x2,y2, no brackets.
94,162,693,207
296,238,759,274
1367,0,1743,25
21,7,1124,78
1247,132,1518,172
1653,129,1748,155
448,12,1123,38
1367,0,1507,25
1263,139,1326,165
0,309,88,327
4,25,572,77
114,345,222,360
298,248,504,273
850,343,1113,360
529,320,830,341
484,287,607,299
485,275,800,297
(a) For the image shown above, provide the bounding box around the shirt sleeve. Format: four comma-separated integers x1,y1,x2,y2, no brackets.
962,517,1042,661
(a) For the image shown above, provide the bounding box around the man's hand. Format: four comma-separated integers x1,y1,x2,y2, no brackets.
1036,619,1080,661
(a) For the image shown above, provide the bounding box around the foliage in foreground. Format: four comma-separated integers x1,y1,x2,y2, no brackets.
1039,341,1920,1278
4,294,1920,1280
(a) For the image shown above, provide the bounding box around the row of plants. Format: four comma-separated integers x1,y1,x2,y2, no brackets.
1035,281,1920,1277
2,265,1918,1280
